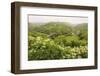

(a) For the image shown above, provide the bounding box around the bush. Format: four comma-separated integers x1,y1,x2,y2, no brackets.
62,46,88,59
79,40,87,46
54,35,80,47
28,35,88,60
28,36,65,60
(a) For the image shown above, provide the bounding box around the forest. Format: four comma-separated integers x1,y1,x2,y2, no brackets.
28,22,88,60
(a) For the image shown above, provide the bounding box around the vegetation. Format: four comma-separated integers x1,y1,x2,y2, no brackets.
28,22,88,60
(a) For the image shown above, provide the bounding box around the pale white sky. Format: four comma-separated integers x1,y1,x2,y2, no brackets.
28,15,88,25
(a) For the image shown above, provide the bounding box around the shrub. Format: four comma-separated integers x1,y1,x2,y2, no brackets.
28,35,88,60
62,46,88,59
79,40,87,46
28,36,65,60
54,35,80,47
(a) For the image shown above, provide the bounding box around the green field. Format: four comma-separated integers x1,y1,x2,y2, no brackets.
28,22,88,60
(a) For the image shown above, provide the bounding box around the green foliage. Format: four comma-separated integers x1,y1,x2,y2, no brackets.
74,23,88,40
29,22,73,38
28,36,64,60
54,35,80,47
28,35,88,60
28,22,88,60
63,46,88,59
28,32,48,38
79,40,87,46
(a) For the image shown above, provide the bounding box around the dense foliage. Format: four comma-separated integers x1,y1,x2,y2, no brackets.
28,22,88,60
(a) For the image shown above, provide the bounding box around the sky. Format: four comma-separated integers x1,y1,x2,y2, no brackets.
28,15,88,25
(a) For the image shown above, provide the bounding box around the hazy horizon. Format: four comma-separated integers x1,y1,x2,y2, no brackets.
28,15,88,25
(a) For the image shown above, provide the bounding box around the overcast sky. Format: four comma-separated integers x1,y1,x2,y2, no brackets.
28,15,88,25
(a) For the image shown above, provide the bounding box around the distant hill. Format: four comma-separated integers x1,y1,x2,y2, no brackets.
74,23,88,33
28,22,88,39
73,23,88,40
28,22,72,36
75,23,88,30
